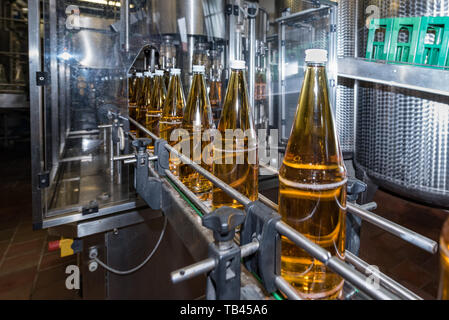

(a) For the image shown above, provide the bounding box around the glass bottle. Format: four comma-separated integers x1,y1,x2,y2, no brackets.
129,72,143,134
160,68,186,175
180,65,214,198
145,69,166,143
439,217,449,300
278,49,347,300
209,46,223,121
128,70,137,105
209,80,222,121
212,60,258,209
136,72,153,137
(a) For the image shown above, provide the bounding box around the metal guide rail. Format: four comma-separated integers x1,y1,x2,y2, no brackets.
119,116,438,300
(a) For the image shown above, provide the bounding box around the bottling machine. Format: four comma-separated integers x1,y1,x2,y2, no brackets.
28,0,448,300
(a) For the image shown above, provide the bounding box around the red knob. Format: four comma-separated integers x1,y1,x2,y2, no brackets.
48,240,60,252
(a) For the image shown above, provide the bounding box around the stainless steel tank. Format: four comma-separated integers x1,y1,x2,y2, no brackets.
353,0,449,207
150,0,225,39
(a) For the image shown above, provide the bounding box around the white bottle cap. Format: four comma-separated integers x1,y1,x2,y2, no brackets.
144,71,151,77
136,72,143,77
155,70,165,76
230,60,246,70
305,49,328,63
192,65,206,73
170,68,181,75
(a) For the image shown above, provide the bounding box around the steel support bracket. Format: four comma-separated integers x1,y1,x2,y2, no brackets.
133,139,162,210
154,139,170,176
203,207,245,300
241,201,281,293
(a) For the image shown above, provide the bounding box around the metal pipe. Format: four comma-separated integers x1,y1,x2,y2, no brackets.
347,203,438,254
171,241,260,284
345,251,422,300
275,276,302,300
359,202,377,211
248,11,256,120
59,155,93,163
276,221,332,263
128,117,159,140
122,0,129,52
326,257,398,300
113,154,135,161
172,258,216,284
124,159,137,164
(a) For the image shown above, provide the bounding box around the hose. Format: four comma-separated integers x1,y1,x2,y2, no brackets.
94,214,168,275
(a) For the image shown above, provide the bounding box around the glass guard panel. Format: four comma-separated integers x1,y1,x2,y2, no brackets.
278,7,332,145
41,0,132,219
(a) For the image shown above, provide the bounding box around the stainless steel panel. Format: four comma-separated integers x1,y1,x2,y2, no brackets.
151,0,225,39
28,0,44,226
338,57,449,96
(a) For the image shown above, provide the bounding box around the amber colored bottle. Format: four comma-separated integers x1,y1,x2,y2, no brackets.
439,218,449,300
160,68,185,175
129,72,143,134
128,71,137,106
212,60,258,209
180,65,214,197
209,80,222,121
136,72,153,137
145,70,166,142
278,49,347,300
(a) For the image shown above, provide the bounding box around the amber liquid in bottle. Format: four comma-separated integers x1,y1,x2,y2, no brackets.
212,62,258,209
145,71,167,146
135,74,152,138
438,218,449,300
179,67,214,198
209,80,222,121
160,70,185,175
278,55,347,300
128,73,139,134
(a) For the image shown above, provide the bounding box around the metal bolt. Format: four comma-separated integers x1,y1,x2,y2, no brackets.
88,261,98,272
88,247,98,259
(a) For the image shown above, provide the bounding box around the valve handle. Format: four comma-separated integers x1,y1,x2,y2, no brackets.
347,178,367,202
202,207,245,242
132,138,152,152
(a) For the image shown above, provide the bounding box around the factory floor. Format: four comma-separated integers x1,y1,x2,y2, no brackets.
0,143,447,300
0,143,79,300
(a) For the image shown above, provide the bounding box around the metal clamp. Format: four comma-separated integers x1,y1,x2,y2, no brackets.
171,207,246,300
133,139,162,210
241,201,281,293
203,207,245,300
154,139,170,176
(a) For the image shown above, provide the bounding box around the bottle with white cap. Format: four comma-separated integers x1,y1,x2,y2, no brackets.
278,49,347,299
144,70,167,145
179,65,214,197
212,60,258,209
160,68,186,175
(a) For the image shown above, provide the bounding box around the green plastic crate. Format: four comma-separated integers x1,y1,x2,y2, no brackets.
387,17,422,63
414,16,449,67
366,18,395,60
